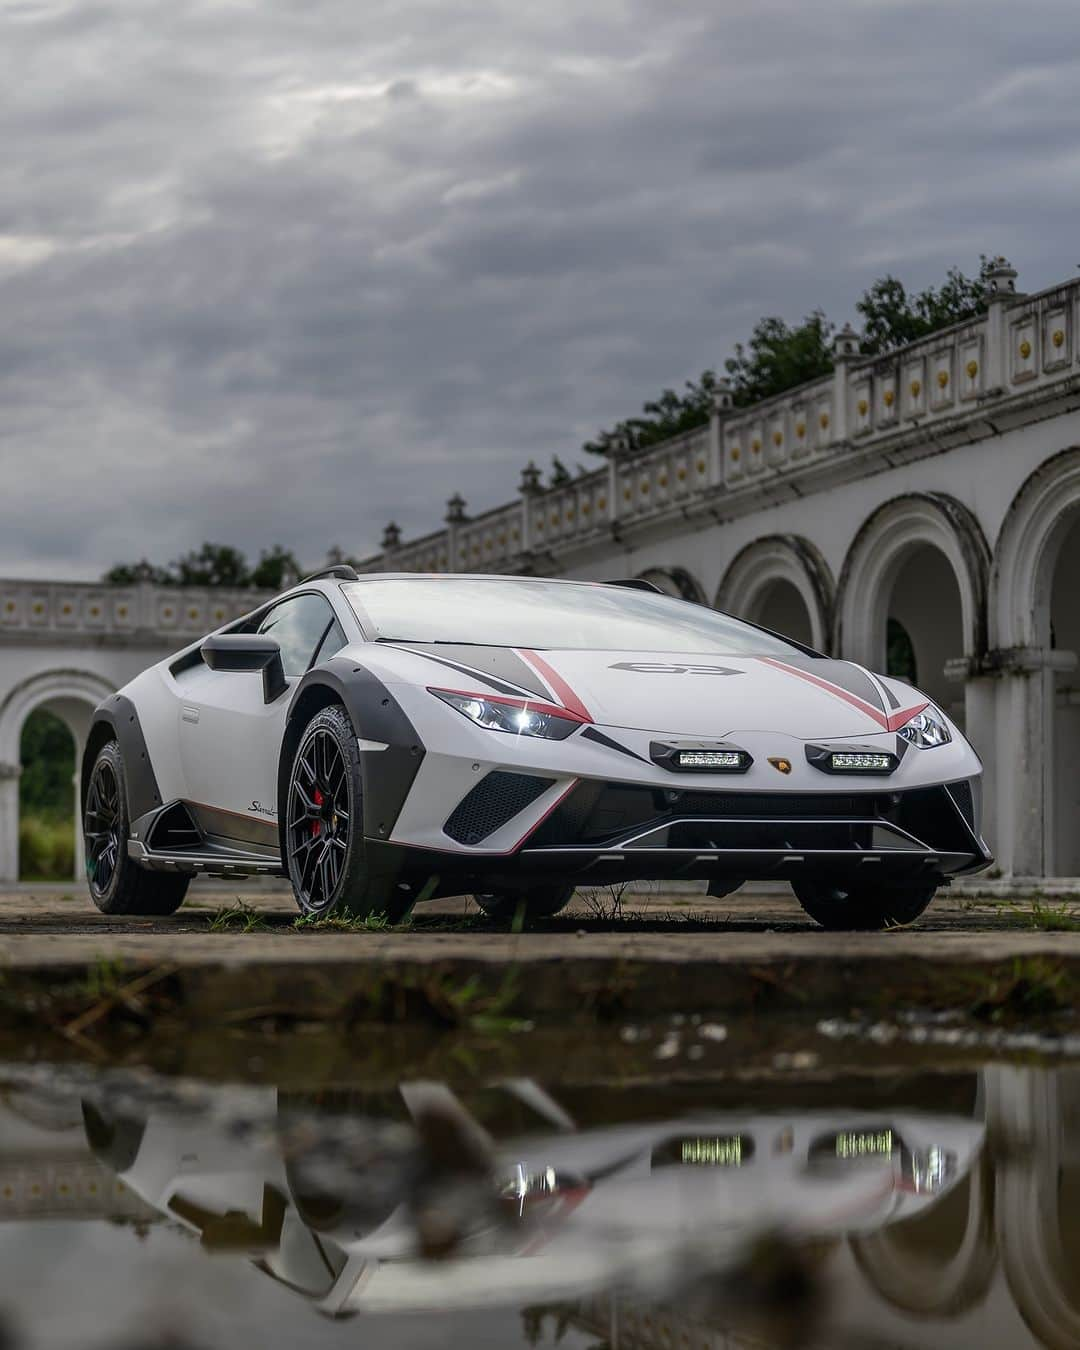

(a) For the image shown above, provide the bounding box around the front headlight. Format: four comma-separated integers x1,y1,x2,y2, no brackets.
428,687,586,740
897,704,952,749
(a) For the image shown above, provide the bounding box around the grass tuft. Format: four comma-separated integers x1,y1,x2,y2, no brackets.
207,901,268,933
292,910,402,933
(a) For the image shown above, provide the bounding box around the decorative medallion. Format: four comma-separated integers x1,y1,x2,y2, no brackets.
565,508,574,521
752,437,762,453
795,421,806,438
819,411,830,430
1053,329,1066,348
910,379,921,399
677,466,687,480
731,447,741,461
1019,339,1032,359
658,472,667,486
188,607,198,620
696,458,706,473
937,369,949,389
641,480,650,494
582,501,590,515
772,430,783,446
966,360,978,379
623,487,631,501
857,398,868,416
883,389,895,407
597,495,607,510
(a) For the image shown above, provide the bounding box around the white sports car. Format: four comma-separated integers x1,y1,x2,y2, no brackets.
80,568,991,929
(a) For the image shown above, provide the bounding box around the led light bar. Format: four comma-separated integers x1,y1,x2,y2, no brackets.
676,750,744,770
830,752,894,772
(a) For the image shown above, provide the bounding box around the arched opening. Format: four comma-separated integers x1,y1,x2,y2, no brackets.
885,544,966,726
991,451,1080,876
715,537,834,652
1050,518,1080,875
750,578,814,647
0,671,113,884
18,709,76,881
636,567,706,604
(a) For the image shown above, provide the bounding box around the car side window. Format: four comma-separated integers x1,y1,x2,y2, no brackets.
257,594,338,679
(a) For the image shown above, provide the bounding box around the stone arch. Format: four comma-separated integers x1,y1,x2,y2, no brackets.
715,536,834,652
635,566,706,604
985,1065,1080,1350
990,449,1080,875
835,493,990,717
990,446,1080,650
0,668,114,883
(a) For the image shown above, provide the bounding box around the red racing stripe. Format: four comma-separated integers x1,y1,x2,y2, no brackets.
757,656,928,735
517,649,593,722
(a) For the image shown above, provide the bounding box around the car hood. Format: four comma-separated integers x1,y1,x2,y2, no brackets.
389,643,927,741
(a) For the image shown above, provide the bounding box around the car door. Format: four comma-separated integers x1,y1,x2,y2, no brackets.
177,592,346,850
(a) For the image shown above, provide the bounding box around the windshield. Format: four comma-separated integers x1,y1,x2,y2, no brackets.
341,578,807,655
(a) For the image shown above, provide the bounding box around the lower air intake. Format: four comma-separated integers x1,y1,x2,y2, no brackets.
443,772,555,846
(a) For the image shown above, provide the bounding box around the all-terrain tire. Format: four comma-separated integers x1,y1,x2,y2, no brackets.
472,884,575,921
792,879,937,931
83,740,189,915
285,703,410,922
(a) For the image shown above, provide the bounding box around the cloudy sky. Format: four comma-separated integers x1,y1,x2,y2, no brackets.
2,0,1080,579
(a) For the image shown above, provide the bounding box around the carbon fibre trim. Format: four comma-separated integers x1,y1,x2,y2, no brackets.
581,726,649,762
394,643,550,700
81,695,163,824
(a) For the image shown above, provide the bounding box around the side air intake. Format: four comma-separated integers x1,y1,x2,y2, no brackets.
443,772,555,846
146,801,202,851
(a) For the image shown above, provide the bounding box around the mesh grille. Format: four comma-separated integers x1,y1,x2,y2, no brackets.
948,780,975,828
444,772,555,846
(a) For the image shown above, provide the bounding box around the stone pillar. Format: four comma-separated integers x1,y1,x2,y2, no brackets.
831,322,860,443
380,521,401,571
444,494,467,574
709,378,734,489
983,647,1076,877
0,763,20,884
518,462,542,553
983,257,1021,396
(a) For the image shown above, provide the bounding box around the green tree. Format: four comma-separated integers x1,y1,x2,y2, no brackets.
19,709,74,817
856,258,991,356
724,310,834,407
102,559,170,585
249,545,302,590
583,260,991,456
171,542,250,588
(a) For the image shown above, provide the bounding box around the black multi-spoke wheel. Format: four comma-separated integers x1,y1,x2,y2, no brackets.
472,884,575,921
285,703,408,922
791,879,937,931
287,716,353,914
83,741,189,915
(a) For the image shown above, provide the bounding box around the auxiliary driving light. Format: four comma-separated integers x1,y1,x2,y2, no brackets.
830,752,894,771
805,742,898,775
651,740,753,773
677,750,744,770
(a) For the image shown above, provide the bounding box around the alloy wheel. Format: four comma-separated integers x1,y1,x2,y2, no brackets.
287,727,351,911
84,760,122,895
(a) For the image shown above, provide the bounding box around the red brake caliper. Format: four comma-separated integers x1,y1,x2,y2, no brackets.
312,788,323,837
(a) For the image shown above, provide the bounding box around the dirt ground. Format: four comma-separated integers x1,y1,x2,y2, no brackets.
0,879,1077,970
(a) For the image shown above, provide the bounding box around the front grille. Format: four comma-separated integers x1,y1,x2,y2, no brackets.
948,779,975,829
529,781,975,855
443,772,555,846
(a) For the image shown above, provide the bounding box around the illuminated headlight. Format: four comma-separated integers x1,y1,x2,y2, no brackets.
429,688,585,739
897,704,952,749
677,750,746,770
831,752,894,772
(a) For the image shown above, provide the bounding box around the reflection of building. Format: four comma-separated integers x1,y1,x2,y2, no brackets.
0,1090,157,1225
2,262,1079,881
542,1068,1080,1350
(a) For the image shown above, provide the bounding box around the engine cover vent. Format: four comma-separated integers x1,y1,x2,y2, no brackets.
443,772,555,846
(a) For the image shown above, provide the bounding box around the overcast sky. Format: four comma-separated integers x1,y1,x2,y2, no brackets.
2,0,1080,579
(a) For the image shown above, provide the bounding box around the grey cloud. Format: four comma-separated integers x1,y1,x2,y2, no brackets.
2,0,1080,577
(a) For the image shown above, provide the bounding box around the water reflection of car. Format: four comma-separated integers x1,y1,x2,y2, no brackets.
80,1082,984,1317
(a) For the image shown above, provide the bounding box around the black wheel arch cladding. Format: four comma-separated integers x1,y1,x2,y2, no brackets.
81,694,163,824
278,659,426,868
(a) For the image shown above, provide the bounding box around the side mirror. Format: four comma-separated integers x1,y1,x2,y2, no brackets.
200,634,288,704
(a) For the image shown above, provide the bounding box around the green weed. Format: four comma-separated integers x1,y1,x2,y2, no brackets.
208,901,268,933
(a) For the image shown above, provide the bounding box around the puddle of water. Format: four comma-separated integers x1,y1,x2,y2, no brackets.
0,1046,1076,1349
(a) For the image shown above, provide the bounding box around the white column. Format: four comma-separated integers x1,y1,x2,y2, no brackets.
0,764,20,884
72,764,84,884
